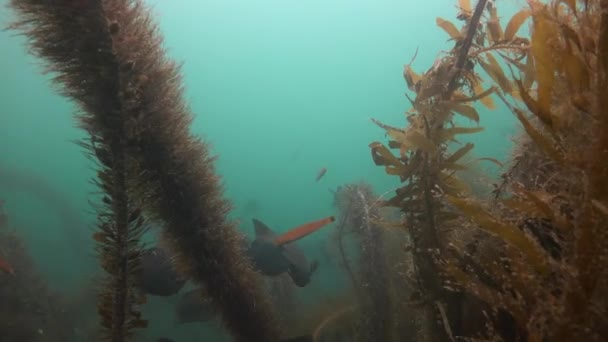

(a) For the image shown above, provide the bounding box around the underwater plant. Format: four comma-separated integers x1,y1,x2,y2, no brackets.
442,0,608,340
332,183,395,341
0,202,76,341
8,0,279,341
368,0,504,339
370,0,608,340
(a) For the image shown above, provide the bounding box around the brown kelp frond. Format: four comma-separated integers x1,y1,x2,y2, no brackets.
9,0,279,340
83,138,148,340
369,0,503,340
9,1,149,340
436,0,608,340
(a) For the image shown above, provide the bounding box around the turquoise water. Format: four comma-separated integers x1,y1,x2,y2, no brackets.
0,1,522,340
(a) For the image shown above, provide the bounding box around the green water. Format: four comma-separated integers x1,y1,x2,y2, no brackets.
0,1,522,340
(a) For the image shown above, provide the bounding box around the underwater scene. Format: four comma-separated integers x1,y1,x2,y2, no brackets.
0,0,607,341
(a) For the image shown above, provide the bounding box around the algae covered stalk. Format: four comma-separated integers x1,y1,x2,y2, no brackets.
8,0,279,341
335,183,394,341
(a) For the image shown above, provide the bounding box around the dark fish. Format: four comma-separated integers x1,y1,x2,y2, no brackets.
247,219,320,287
315,167,327,182
175,288,216,324
137,246,186,296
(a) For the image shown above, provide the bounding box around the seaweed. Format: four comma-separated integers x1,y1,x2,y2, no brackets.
375,0,608,340
331,183,395,341
0,202,77,341
367,0,557,340
7,0,279,341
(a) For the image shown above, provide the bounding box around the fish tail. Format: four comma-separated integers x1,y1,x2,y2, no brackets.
0,258,14,275
274,216,335,246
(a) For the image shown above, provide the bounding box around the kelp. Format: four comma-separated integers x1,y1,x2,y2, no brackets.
367,0,525,340
366,0,607,340
437,0,607,340
8,0,279,341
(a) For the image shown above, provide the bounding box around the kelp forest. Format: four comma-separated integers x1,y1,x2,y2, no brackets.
1,0,607,341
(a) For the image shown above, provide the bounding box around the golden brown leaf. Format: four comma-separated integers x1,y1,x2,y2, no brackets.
446,195,549,273
473,82,496,109
436,17,464,40
451,103,480,123
530,10,558,119
523,54,535,89
437,127,484,143
513,108,563,162
445,143,474,164
515,79,554,129
370,142,407,176
439,173,471,195
480,53,512,94
388,128,437,154
403,64,421,92
452,86,496,104
458,0,471,13
487,6,504,43
504,10,531,41
561,39,590,94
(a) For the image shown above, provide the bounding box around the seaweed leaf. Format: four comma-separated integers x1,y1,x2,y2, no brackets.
458,0,471,13
504,10,531,41
437,127,484,143
445,143,474,164
530,9,558,119
404,64,422,92
370,142,406,171
388,129,437,154
452,86,496,104
512,107,563,162
487,5,504,43
436,17,464,40
473,82,496,109
446,195,549,273
480,53,513,94
450,103,480,123
438,173,471,195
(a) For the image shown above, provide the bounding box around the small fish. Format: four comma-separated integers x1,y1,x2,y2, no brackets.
0,257,14,275
315,167,327,182
248,217,334,287
175,288,216,324
156,338,174,342
137,246,186,296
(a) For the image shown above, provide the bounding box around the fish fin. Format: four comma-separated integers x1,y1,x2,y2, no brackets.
252,218,275,239
274,216,335,246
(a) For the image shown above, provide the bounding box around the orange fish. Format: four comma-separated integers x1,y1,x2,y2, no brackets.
0,257,15,276
315,168,327,182
273,216,335,246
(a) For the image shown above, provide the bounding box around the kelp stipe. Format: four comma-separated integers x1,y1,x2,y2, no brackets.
367,0,495,340
333,183,394,341
7,1,279,341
